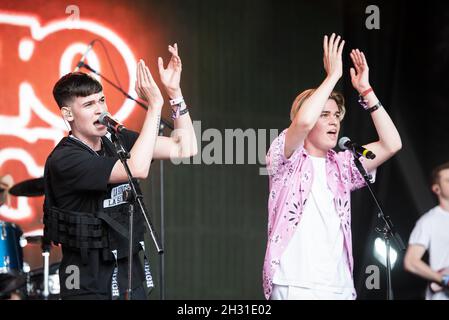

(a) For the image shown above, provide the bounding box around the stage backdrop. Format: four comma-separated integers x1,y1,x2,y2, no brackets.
0,0,169,271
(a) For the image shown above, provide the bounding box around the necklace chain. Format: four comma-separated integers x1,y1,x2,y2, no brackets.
69,134,103,156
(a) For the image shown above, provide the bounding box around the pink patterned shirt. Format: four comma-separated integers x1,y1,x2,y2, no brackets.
263,129,369,299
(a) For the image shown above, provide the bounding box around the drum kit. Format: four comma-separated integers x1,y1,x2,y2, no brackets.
0,177,60,300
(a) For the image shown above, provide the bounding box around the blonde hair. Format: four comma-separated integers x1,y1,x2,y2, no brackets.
290,89,346,121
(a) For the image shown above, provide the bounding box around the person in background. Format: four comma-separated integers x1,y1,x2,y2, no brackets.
404,162,449,300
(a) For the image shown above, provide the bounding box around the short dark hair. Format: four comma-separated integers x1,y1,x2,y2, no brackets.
53,72,103,109
430,161,449,185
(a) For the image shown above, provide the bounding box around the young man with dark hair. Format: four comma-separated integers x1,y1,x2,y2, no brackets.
404,162,449,300
44,44,197,299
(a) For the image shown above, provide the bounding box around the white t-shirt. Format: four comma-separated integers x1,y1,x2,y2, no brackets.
273,156,354,297
409,205,449,300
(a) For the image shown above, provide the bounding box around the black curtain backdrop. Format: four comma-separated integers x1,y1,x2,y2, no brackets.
142,0,343,300
342,0,449,299
130,0,449,299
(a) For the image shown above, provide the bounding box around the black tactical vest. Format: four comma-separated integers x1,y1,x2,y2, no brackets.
43,135,145,264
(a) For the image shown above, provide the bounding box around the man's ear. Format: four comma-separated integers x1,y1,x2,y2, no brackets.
62,107,73,121
432,184,440,195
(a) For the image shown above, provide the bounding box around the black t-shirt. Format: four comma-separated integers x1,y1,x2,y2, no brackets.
46,129,145,299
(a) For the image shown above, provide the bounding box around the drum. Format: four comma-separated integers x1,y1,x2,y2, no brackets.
26,262,60,300
0,221,25,296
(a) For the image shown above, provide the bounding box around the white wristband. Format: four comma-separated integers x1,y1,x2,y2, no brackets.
169,97,184,106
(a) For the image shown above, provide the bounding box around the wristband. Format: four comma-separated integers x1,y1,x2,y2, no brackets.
358,95,369,110
171,101,188,120
169,96,184,106
367,101,382,113
361,87,373,97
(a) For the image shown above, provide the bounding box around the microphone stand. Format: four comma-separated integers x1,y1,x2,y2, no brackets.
41,242,51,300
158,123,166,300
351,149,406,300
109,128,163,300
78,60,169,299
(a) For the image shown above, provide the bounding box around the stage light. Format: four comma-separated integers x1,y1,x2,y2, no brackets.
374,237,398,268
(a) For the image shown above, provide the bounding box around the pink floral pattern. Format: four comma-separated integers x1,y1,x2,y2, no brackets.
263,129,368,299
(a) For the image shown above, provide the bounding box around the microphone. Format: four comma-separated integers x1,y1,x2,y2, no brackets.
98,112,126,133
338,137,376,159
74,40,95,72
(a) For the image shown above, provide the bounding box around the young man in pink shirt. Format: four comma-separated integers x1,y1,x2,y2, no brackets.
264,34,402,300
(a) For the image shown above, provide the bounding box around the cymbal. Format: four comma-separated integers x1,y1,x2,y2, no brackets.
25,235,43,245
0,273,26,297
21,229,44,246
9,178,44,197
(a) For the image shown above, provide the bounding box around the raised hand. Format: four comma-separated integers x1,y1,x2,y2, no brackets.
350,49,371,94
323,33,345,80
158,43,182,98
135,59,164,110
